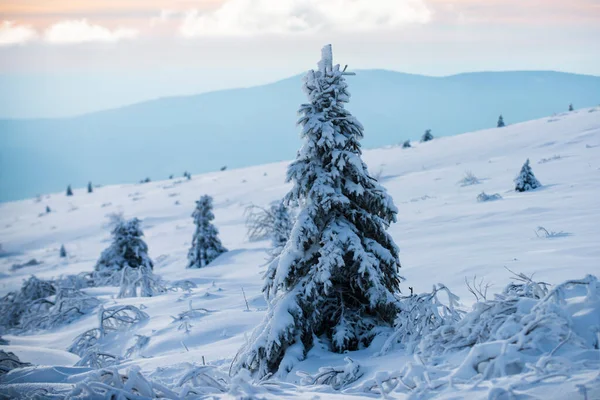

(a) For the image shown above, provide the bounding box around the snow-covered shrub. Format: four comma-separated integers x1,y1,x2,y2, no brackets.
116,263,166,298
402,140,411,148
418,274,594,360
232,45,402,379
68,366,176,399
171,301,210,334
421,129,434,142
245,200,294,259
357,274,600,398
55,272,93,290
538,154,562,164
514,159,541,192
76,350,121,369
19,287,100,331
69,329,103,357
69,305,149,357
244,201,293,244
477,191,502,202
177,365,229,394
298,357,363,390
0,350,31,376
535,226,571,239
100,305,149,333
187,195,228,268
169,280,197,293
10,259,42,271
124,335,150,359
379,284,463,355
458,170,480,186
67,365,250,399
0,275,57,331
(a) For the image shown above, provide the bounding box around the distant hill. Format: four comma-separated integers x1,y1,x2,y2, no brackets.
1,70,599,202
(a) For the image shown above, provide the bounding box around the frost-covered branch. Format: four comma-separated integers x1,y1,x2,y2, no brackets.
297,357,363,390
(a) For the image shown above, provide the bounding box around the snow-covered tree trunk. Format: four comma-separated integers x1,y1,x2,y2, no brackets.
233,44,402,379
187,195,227,268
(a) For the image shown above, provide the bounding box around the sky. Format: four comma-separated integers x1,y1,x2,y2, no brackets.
0,0,599,117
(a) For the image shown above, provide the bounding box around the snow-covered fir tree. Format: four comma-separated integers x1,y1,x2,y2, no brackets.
233,45,402,379
497,115,505,127
187,195,227,269
402,140,411,148
95,218,153,274
421,129,434,142
514,159,542,192
94,218,162,297
66,185,73,196
569,103,574,112
59,245,67,258
87,182,93,193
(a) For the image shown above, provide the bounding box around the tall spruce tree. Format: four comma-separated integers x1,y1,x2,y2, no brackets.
421,129,434,142
59,245,67,258
87,182,93,193
233,45,402,379
569,103,574,112
66,185,73,196
514,159,541,192
497,115,505,127
187,195,227,268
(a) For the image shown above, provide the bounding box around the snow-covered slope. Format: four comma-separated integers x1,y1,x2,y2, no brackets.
1,107,599,398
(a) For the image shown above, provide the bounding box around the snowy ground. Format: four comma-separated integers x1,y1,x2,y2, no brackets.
1,107,600,399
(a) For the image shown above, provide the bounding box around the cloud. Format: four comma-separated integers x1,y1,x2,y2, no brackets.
0,21,37,46
151,9,179,26
179,0,431,37
44,20,138,44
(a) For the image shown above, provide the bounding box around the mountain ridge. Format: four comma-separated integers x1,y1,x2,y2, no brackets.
1,69,599,202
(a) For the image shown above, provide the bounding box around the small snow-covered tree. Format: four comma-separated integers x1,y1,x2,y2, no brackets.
569,103,574,112
233,45,402,379
93,218,164,297
95,218,153,273
421,129,433,142
46,206,51,213
66,185,73,196
514,159,541,192
60,244,67,258
497,114,505,128
402,140,411,148
187,195,227,269
87,182,93,193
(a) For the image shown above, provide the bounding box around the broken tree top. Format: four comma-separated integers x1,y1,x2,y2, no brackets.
317,44,355,76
